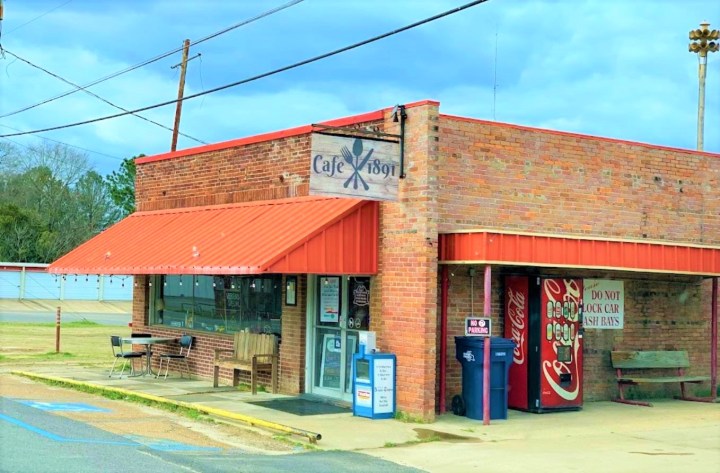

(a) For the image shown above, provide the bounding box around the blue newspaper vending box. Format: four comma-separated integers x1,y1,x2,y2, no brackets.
352,352,396,419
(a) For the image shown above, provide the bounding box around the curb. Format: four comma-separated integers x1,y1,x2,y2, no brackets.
10,370,322,444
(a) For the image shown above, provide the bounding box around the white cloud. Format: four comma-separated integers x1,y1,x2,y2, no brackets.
1,0,718,178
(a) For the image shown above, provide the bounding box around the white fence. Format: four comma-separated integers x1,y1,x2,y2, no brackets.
0,263,133,301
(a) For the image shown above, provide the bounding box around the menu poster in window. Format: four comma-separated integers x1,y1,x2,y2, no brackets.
319,276,340,323
285,276,297,306
347,277,370,330
224,290,242,320
320,334,341,388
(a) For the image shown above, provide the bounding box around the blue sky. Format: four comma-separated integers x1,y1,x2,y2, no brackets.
1,0,719,176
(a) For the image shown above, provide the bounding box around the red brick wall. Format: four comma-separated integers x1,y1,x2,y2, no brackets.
439,269,503,408
136,135,314,212
437,116,719,244
375,103,441,420
279,275,306,393
436,116,719,406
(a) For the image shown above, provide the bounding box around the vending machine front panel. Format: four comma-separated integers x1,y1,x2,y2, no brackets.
539,278,583,410
505,276,530,410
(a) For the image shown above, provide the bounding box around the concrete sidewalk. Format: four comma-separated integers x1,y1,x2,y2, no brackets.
8,364,720,473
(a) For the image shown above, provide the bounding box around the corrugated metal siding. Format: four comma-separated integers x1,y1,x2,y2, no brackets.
439,231,720,276
49,196,378,275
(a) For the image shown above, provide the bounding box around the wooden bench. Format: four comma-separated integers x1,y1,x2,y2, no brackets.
213,332,278,394
611,350,709,407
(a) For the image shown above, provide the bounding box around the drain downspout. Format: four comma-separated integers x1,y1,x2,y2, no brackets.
439,265,449,413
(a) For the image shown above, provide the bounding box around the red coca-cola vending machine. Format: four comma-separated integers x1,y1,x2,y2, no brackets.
504,276,583,412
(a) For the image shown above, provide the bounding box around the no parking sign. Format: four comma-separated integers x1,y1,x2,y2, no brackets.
465,317,491,336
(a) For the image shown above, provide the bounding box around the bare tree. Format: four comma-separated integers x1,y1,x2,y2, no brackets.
3,142,91,187
0,141,120,263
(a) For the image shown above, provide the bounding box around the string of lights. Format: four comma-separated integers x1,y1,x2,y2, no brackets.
0,0,489,139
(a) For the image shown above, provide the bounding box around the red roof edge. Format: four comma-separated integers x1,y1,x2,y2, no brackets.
137,100,441,165
440,114,720,157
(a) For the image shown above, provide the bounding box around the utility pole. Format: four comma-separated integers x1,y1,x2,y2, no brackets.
688,21,719,151
171,39,191,152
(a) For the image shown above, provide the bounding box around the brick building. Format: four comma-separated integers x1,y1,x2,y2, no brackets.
50,100,720,420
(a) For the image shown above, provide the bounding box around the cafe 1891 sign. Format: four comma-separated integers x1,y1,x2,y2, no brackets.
309,133,400,201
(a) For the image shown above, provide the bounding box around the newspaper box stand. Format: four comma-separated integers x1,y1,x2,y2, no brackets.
352,352,396,419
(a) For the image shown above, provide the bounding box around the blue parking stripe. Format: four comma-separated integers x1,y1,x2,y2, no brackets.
14,400,111,412
0,413,136,446
0,412,223,452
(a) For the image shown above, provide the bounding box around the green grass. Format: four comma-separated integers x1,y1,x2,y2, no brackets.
0,321,128,366
271,433,318,450
17,373,213,422
393,410,429,424
24,320,101,328
382,435,442,448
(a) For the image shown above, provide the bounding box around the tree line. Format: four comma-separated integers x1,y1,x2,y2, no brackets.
0,142,137,263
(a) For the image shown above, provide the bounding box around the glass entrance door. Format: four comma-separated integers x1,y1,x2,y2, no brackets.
307,276,359,402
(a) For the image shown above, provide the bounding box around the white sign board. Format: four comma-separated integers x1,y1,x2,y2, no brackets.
373,358,395,414
309,133,400,201
583,279,624,329
319,276,340,323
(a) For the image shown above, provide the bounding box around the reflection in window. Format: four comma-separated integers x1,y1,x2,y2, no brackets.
153,274,282,336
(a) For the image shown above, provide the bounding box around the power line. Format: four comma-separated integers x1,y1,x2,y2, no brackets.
192,0,303,46
0,0,304,120
0,124,123,161
0,0,490,139
2,49,207,144
5,0,72,35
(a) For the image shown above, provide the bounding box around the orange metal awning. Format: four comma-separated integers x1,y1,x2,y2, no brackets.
439,230,720,276
49,196,378,275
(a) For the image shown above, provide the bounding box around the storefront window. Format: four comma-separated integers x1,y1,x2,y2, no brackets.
152,274,282,336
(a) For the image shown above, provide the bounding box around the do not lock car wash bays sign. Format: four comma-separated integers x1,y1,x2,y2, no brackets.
583,279,624,329
309,133,400,201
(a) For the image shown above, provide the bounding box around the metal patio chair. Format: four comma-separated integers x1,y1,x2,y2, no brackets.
156,335,193,380
109,335,145,378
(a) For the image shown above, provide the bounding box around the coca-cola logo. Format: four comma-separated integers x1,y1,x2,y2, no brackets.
507,287,526,365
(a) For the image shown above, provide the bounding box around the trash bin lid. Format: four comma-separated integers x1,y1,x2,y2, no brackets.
455,336,515,349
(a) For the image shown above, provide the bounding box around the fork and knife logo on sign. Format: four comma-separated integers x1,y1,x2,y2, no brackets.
311,133,399,200
341,138,374,190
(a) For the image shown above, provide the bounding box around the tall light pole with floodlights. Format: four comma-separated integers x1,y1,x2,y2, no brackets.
689,21,719,151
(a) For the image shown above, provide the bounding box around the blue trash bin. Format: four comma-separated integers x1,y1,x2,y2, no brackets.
455,336,515,420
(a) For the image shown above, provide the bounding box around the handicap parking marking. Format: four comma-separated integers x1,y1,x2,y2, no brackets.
1,407,223,453
13,400,111,413
0,412,136,446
